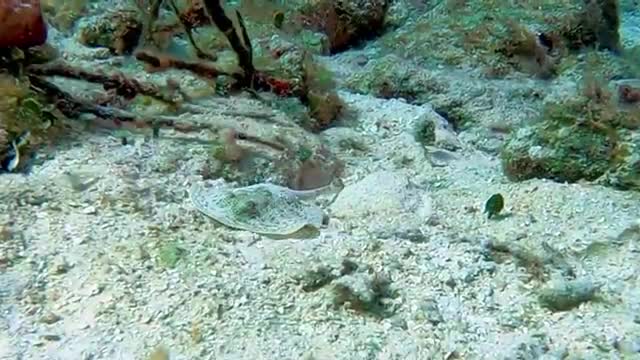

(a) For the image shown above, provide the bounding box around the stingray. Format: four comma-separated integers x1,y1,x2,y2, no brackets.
190,181,341,236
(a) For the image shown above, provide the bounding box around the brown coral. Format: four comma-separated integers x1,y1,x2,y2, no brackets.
618,84,640,104
298,0,388,54
554,0,621,52
0,0,48,48
498,22,557,78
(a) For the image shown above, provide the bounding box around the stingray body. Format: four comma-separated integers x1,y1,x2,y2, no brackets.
190,182,329,235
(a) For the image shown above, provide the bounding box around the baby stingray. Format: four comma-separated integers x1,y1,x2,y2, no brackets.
190,179,343,236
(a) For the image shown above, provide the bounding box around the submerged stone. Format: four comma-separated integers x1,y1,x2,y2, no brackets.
538,278,597,311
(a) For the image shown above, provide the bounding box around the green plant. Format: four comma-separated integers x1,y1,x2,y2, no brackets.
157,241,185,269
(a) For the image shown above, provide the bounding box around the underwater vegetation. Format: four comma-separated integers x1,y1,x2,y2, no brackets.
380,0,623,77
502,52,640,190
297,0,389,54
369,0,640,190
0,0,638,192
41,0,87,32
0,0,380,182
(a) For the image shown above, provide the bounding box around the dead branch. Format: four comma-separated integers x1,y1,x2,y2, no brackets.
27,61,178,104
27,75,213,132
202,0,254,85
132,0,300,98
135,49,228,78
235,131,286,151
177,103,275,120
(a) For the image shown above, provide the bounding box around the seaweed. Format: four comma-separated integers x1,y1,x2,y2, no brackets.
332,271,397,318
42,0,87,32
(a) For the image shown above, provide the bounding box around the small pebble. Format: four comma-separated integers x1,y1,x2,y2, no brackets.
39,311,62,324
148,346,170,360
417,298,444,325
82,206,97,215
41,334,61,341
50,258,69,275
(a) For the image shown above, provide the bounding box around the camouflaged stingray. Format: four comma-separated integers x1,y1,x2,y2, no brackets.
190,181,335,235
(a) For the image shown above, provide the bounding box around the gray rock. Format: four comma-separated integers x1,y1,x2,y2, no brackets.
538,278,597,311
331,171,433,227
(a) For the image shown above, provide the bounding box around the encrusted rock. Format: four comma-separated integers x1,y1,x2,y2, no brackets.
331,171,432,220
298,0,389,53
346,54,443,102
78,9,142,55
538,278,597,311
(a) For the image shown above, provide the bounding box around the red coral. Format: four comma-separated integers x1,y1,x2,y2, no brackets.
0,0,47,48
618,84,640,104
263,76,294,96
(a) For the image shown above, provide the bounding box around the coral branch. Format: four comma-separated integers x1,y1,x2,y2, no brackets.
132,1,300,99
202,0,254,84
135,49,228,79
27,75,211,132
27,62,177,104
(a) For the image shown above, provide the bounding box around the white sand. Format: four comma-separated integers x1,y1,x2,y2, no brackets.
1,11,640,360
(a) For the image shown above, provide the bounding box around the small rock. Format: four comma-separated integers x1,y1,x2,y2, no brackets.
137,245,150,261
615,336,640,355
501,111,615,186
294,264,339,292
148,346,170,360
414,110,462,151
538,278,597,311
298,0,388,53
331,171,432,222
88,284,105,297
73,234,91,246
416,298,444,325
390,316,408,330
82,206,97,215
444,276,457,289
616,219,640,243
331,270,395,317
426,147,459,167
39,311,62,324
78,9,142,55
41,334,61,341
50,257,69,275
0,224,12,241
